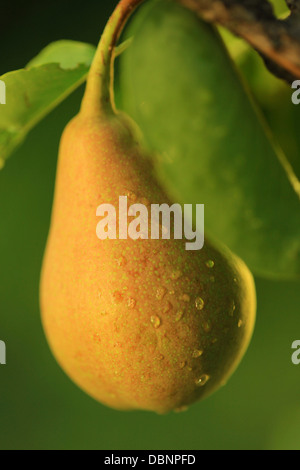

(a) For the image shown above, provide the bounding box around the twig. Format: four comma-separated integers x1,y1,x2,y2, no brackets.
176,0,300,82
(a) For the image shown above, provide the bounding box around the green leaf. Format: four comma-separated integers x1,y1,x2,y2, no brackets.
118,0,300,280
0,41,96,165
27,40,96,68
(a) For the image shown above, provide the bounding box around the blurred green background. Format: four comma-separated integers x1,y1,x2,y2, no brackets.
1,0,300,450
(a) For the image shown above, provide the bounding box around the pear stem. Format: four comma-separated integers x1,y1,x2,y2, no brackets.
80,0,145,117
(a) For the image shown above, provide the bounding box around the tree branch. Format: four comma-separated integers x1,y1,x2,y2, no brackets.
176,0,300,82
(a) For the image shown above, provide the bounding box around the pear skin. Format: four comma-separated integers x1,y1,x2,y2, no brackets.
40,110,256,413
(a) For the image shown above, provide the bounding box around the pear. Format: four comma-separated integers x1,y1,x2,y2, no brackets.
40,0,256,413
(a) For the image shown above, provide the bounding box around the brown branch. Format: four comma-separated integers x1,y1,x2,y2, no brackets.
176,0,300,82
286,0,300,13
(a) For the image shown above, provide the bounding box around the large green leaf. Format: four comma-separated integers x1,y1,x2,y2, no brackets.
0,41,96,166
118,0,300,280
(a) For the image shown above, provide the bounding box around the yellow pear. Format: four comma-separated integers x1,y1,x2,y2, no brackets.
40,0,256,413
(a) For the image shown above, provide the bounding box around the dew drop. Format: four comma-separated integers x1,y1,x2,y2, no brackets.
127,297,136,309
156,287,167,301
163,301,173,313
206,260,215,268
116,256,127,267
151,315,161,329
192,349,203,358
125,190,137,202
178,360,186,369
171,270,182,280
158,354,164,361
175,310,184,322
229,301,236,317
195,374,210,387
195,297,205,311
238,319,243,328
169,290,175,295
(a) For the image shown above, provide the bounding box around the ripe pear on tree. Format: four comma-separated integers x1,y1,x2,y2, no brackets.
40,0,256,414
